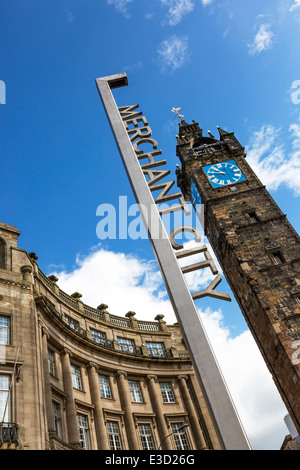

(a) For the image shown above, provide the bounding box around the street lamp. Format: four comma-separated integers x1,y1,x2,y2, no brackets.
157,423,189,450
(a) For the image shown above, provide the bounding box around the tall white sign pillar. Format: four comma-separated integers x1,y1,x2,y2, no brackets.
96,73,250,450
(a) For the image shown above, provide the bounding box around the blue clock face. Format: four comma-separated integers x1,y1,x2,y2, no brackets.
202,159,247,188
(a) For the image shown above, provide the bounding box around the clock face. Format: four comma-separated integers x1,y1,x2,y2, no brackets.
202,159,247,188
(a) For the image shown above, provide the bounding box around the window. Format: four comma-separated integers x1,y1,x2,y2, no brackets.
107,421,122,450
71,364,82,390
138,424,155,450
77,413,90,449
90,328,107,345
117,337,135,354
247,211,259,223
99,375,112,399
0,375,10,422
48,349,55,376
0,238,5,269
146,341,166,357
171,423,189,450
0,316,10,345
65,315,79,331
271,251,285,265
53,401,62,438
159,382,175,403
128,380,143,403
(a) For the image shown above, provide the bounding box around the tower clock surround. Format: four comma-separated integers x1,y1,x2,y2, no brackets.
176,119,300,435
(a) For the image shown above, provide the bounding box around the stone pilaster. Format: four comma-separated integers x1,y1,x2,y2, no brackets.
60,348,80,448
146,375,172,450
177,375,208,450
115,370,139,450
41,327,54,435
87,363,110,450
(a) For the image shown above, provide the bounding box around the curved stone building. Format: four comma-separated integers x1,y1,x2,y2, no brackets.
0,222,223,450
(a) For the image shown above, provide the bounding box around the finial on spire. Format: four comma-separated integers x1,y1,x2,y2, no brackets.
172,107,185,123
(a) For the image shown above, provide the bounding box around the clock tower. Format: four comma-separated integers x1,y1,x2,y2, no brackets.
175,118,300,434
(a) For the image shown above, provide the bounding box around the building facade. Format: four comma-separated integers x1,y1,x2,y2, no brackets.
175,119,300,436
0,221,223,450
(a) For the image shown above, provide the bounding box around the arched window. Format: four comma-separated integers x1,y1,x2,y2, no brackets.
0,238,6,269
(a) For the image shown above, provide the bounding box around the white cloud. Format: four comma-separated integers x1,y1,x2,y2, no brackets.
289,122,300,148
248,24,274,55
50,245,175,322
106,0,134,18
65,9,74,23
201,0,214,6
161,0,194,26
157,35,189,72
200,308,287,450
246,124,300,195
290,0,300,11
50,245,288,449
145,12,155,20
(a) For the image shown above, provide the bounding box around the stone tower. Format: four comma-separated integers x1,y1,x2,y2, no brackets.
175,118,300,434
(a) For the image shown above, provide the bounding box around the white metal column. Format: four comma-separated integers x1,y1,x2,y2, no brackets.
95,73,250,450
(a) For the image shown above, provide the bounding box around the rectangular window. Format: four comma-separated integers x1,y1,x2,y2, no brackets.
65,315,79,331
117,337,135,354
90,328,107,345
71,364,82,390
48,349,55,376
107,421,122,450
138,423,155,450
128,380,143,403
171,423,189,450
271,251,285,265
159,382,175,403
77,413,90,450
53,401,62,438
146,341,166,357
99,374,112,399
0,316,10,345
0,375,10,422
247,211,259,223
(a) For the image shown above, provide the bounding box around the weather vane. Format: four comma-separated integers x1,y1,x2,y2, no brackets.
171,107,184,123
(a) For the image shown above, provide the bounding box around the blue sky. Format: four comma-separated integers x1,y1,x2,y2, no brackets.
1,0,300,450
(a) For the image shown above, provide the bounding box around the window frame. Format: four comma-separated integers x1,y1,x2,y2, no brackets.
98,374,112,399
117,337,136,354
107,420,123,450
159,382,175,403
0,238,6,270
48,348,56,376
52,400,62,438
0,315,10,346
128,380,143,403
269,249,286,265
138,423,155,450
90,328,107,345
0,374,11,422
71,364,83,391
65,315,80,332
146,341,166,358
247,210,260,224
170,422,190,450
77,413,91,450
